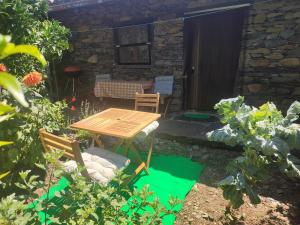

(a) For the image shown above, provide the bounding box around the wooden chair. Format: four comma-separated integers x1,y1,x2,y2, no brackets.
39,128,136,185
135,93,160,113
134,93,160,169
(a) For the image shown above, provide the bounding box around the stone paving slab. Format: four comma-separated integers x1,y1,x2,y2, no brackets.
157,119,222,145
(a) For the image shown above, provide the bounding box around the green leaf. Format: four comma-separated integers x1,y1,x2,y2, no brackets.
0,34,11,53
0,72,28,107
91,212,99,220
286,124,300,149
54,191,62,198
207,124,240,147
0,113,15,123
221,185,244,209
214,96,244,124
19,170,30,180
219,175,235,186
0,103,15,115
0,141,13,147
245,186,261,205
0,171,10,180
15,183,27,190
35,163,46,170
260,138,290,157
285,101,300,124
285,155,300,178
0,43,47,67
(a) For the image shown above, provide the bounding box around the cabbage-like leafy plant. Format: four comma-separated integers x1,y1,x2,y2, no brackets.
207,96,300,208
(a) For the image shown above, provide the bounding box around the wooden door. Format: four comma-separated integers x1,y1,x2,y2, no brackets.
184,9,245,111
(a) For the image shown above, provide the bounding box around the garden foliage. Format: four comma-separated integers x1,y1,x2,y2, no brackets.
0,0,70,192
0,0,70,76
0,34,46,181
0,150,181,225
207,96,300,208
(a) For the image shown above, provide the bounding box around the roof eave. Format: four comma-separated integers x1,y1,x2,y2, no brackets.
49,0,114,12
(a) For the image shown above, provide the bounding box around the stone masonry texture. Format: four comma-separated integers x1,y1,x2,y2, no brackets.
50,0,300,112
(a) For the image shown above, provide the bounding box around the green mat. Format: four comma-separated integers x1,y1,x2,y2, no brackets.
125,154,204,224
30,154,204,224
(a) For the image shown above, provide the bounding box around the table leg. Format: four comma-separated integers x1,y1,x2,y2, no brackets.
123,139,132,157
132,141,151,174
146,132,155,170
92,134,104,148
114,137,152,177
112,138,124,152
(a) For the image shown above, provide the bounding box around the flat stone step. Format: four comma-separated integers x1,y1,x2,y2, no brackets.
157,119,226,147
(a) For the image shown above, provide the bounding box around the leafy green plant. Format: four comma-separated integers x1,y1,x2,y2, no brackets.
0,150,181,225
0,97,67,186
207,96,300,209
0,0,70,97
0,34,46,180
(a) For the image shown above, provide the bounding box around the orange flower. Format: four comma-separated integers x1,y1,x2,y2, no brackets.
0,64,7,72
23,71,43,87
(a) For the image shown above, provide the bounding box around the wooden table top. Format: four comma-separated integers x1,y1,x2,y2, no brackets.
70,108,161,139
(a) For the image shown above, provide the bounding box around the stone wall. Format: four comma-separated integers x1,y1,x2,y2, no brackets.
50,0,300,112
239,0,300,111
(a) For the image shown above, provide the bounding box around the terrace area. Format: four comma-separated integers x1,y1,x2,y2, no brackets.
0,0,300,224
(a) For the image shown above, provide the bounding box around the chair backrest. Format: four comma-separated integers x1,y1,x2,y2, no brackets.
154,76,174,96
39,128,85,168
95,74,111,82
135,93,160,113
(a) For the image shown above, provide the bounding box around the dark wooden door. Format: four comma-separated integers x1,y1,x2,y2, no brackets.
184,9,245,111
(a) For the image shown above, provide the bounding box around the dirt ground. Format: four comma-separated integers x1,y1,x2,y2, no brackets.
152,138,300,225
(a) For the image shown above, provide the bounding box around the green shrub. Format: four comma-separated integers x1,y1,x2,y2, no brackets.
0,150,181,225
0,0,70,76
207,96,300,208
0,97,67,169
0,33,46,183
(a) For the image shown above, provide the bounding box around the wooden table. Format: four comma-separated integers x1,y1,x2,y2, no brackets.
70,108,161,175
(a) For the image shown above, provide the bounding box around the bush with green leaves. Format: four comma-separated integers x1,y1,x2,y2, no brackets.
0,150,181,225
207,96,300,208
0,0,70,100
0,97,67,169
0,0,70,191
0,34,46,181
0,0,70,76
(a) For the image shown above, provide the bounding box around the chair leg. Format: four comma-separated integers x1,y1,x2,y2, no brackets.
163,97,172,118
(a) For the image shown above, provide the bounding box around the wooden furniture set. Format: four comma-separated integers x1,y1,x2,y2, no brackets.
39,93,161,185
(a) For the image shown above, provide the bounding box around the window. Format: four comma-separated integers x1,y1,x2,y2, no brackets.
114,23,152,65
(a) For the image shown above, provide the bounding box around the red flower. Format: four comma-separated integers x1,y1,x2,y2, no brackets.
23,71,43,87
0,64,7,72
71,97,76,102
71,106,76,111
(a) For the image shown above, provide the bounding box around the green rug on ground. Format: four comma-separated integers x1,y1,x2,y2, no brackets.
123,154,204,224
30,154,204,224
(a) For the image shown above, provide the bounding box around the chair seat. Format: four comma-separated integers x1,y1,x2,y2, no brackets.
135,121,159,141
64,147,130,185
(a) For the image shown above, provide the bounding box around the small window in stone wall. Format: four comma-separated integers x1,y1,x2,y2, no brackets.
114,24,152,65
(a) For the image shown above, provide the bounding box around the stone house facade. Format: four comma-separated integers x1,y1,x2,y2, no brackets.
50,0,300,112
